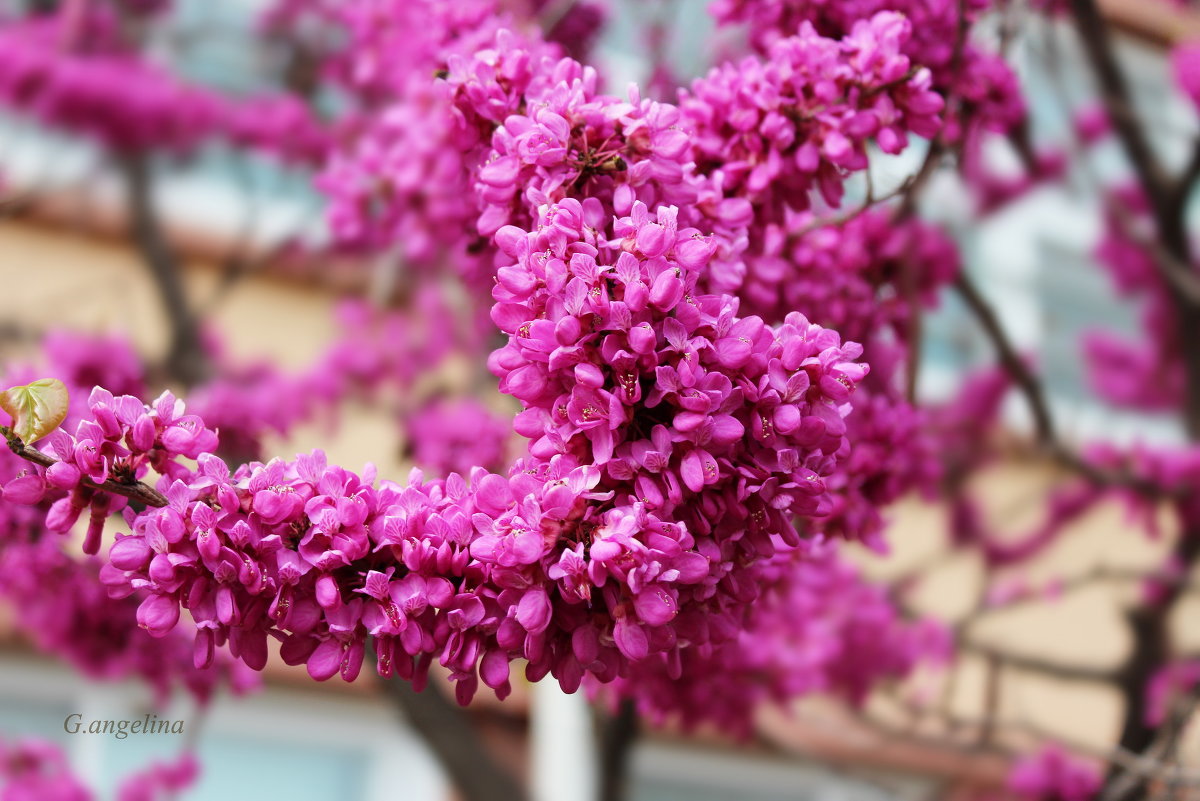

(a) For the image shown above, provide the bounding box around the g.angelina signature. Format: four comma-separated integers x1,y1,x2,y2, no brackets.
63,713,184,739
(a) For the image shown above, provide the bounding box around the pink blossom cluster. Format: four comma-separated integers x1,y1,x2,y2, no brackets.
738,209,957,332
0,738,196,801
26,199,869,701
316,2,548,277
0,7,328,161
0,0,971,734
590,543,950,736
1084,185,1188,412
405,398,512,476
1172,41,1200,114
320,0,950,305
5,387,219,556
724,208,955,544
1145,659,1200,726
0,738,90,801
489,199,867,533
681,12,944,226
1007,744,1102,801
3,187,874,707
708,0,1025,136
0,399,258,703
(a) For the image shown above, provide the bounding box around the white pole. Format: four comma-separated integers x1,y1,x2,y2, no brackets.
531,679,599,801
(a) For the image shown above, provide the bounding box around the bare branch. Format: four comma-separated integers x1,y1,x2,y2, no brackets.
374,667,528,801
1068,0,1173,208
960,641,1120,683
954,270,1182,497
118,153,211,387
598,698,639,801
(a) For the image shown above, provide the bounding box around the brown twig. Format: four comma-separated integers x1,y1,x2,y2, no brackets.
373,662,528,801
960,641,1119,683
118,153,211,387
598,697,639,801
953,270,1182,497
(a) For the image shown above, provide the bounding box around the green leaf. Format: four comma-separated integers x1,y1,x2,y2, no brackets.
0,378,70,444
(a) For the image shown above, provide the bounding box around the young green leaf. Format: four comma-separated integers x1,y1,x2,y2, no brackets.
0,378,70,444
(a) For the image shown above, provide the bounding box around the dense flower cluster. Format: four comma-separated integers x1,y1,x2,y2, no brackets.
591,543,950,736
316,1,551,282
0,0,958,724
682,12,943,227
0,382,257,703
709,0,1025,136
490,199,867,529
9,191,870,700
0,6,328,161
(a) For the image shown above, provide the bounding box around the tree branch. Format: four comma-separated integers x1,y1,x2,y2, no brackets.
117,153,211,387
954,270,1183,497
598,698,639,801
374,667,528,801
1069,0,1173,208
960,641,1120,684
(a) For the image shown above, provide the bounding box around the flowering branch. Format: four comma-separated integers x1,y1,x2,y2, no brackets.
1,426,168,508
952,271,1176,497
961,641,1118,684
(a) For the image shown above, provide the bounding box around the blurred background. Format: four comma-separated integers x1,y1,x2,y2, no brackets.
0,0,1198,799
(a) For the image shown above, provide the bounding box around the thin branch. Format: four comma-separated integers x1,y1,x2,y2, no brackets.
960,641,1120,683
792,172,911,238
954,270,1180,497
953,271,1054,442
2,427,168,508
874,698,1200,788
598,698,639,801
959,568,1198,628
1068,0,1173,208
1170,137,1200,219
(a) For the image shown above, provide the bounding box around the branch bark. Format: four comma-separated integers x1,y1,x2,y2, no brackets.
375,669,528,801
1066,8,1200,798
117,153,210,387
598,698,639,801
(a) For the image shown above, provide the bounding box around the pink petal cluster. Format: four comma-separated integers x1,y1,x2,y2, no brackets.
682,12,944,223
0,738,90,801
489,199,867,534
1171,41,1200,113
0,402,258,704
590,543,950,736
1083,185,1190,413
0,738,197,801
40,209,867,699
406,398,512,476
709,0,1025,136
0,8,329,161
1144,659,1200,726
1007,744,1102,801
